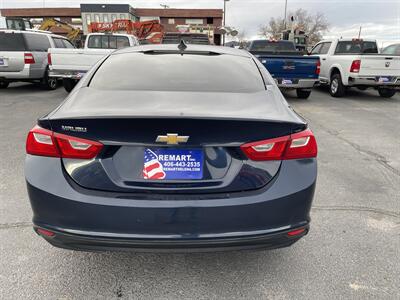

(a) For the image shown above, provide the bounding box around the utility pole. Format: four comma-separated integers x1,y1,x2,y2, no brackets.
283,0,288,29
223,0,230,46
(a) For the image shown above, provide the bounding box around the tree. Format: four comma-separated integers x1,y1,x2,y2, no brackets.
236,30,247,43
259,8,329,45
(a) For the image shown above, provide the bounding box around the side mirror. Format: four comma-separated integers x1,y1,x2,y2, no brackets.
307,50,312,56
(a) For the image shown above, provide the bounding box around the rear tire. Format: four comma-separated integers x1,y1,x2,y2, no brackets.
41,70,58,90
63,78,78,93
329,73,346,97
378,88,396,98
296,89,311,99
0,81,9,89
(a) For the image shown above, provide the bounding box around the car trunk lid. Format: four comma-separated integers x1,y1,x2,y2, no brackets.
45,88,306,194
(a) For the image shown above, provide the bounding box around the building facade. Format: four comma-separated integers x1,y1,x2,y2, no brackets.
135,8,223,45
0,4,223,44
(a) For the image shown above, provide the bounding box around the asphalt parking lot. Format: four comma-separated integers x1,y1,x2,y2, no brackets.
0,83,399,299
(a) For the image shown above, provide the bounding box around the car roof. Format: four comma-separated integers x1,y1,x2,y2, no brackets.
113,44,252,58
383,43,400,47
87,33,134,37
0,29,67,39
318,38,377,43
250,39,293,43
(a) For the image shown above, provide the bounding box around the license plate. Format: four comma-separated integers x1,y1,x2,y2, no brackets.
143,148,203,180
76,72,86,79
282,79,293,85
378,76,390,83
0,58,4,65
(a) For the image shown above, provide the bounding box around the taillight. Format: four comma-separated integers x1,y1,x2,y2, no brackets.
350,60,361,73
241,129,317,161
284,129,318,159
54,132,103,159
47,52,52,65
26,125,103,159
316,59,321,75
24,53,35,64
240,135,289,161
26,126,59,157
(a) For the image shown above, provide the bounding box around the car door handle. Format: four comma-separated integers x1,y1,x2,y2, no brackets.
322,58,326,61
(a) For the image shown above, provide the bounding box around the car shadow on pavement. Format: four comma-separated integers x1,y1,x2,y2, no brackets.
283,86,399,103
52,246,295,298
0,82,62,95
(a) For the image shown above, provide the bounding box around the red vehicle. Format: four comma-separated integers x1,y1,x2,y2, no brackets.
88,19,164,44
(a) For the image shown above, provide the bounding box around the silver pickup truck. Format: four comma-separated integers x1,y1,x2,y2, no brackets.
48,33,139,92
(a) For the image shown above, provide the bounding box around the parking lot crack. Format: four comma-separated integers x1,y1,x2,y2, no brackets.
312,205,400,219
315,123,400,177
0,222,32,230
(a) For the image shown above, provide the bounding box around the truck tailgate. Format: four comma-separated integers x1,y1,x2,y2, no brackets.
49,48,113,72
258,56,319,79
359,55,400,76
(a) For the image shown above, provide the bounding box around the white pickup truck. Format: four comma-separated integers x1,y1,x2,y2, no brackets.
310,39,400,98
48,33,139,92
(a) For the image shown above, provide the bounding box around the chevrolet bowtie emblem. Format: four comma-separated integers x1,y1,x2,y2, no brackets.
156,133,189,145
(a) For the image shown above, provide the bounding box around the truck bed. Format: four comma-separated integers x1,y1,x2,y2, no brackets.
48,48,114,78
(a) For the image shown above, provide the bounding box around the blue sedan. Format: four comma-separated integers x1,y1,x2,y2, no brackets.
25,44,317,252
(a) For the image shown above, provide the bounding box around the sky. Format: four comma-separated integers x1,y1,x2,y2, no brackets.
1,0,399,46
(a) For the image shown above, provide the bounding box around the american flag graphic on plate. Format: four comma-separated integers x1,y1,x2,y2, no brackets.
143,148,203,180
143,149,166,180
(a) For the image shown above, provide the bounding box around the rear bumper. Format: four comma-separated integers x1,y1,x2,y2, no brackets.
275,78,319,89
49,68,87,80
34,224,309,252
26,156,317,252
0,64,45,81
0,65,30,80
348,76,400,88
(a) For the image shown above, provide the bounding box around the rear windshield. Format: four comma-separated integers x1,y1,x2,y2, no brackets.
249,41,296,52
90,53,266,93
335,41,378,54
0,32,26,51
87,35,130,49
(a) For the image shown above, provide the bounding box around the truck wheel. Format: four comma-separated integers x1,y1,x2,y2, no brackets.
0,81,9,89
41,70,58,90
378,88,396,98
296,89,311,99
329,73,346,97
63,79,78,93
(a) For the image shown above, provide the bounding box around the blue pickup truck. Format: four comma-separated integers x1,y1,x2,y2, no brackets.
247,40,320,99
